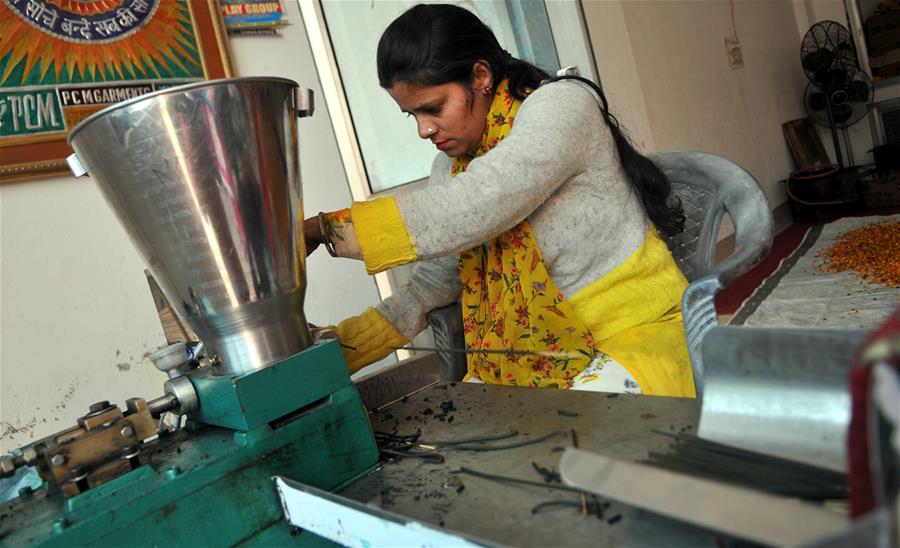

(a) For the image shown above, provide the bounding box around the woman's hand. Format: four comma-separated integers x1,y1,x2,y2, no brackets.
302,209,361,259
303,215,322,257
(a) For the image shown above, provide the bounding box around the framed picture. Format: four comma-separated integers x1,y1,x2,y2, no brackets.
781,118,832,174
0,0,233,183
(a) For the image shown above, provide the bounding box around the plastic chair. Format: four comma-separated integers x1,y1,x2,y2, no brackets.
426,151,774,392
649,151,773,398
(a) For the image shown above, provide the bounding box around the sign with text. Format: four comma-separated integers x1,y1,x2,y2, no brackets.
0,0,233,183
220,0,286,30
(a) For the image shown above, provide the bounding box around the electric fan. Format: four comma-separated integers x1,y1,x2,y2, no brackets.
800,21,874,170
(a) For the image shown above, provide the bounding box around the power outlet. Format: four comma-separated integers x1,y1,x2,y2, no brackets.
725,35,744,69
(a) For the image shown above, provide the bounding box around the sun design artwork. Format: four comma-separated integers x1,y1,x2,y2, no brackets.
0,0,202,86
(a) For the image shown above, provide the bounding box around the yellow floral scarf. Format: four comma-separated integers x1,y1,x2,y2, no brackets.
452,80,598,388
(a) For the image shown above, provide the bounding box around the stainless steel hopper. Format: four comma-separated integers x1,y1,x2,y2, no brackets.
68,77,315,375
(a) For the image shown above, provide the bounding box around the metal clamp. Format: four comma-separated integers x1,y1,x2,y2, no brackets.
66,154,87,177
295,88,315,118
163,376,199,415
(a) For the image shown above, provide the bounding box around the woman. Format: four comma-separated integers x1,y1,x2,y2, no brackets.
305,4,694,397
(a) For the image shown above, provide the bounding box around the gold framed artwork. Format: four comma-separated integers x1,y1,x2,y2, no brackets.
0,0,233,183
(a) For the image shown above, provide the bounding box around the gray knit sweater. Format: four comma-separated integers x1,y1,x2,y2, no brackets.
376,80,649,339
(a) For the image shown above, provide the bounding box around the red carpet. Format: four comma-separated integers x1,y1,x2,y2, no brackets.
715,221,812,314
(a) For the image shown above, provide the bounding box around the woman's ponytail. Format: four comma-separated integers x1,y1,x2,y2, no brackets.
545,75,685,237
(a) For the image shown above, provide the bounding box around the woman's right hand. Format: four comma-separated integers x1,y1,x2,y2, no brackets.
303,215,322,256
302,209,360,259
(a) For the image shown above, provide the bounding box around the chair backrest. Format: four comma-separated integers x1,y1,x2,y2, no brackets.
649,151,773,285
648,151,774,398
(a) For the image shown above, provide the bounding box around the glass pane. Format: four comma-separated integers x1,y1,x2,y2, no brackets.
321,0,559,193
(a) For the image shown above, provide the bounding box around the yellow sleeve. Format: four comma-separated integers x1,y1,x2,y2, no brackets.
350,196,418,274
334,307,408,374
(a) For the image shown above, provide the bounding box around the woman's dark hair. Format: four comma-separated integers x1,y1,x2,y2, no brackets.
377,4,684,236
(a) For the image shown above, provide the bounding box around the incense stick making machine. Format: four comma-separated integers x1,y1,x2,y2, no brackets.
0,78,379,546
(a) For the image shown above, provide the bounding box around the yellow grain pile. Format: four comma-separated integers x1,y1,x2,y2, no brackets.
818,220,900,287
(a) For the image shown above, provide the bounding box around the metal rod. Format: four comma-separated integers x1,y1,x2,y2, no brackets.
147,394,179,418
825,100,844,171
394,346,590,360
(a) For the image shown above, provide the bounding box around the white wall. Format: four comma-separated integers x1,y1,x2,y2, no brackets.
582,0,873,211
585,0,808,209
0,1,384,452
581,0,655,153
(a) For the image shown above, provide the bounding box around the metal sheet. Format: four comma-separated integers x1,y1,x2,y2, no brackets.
559,448,846,546
339,383,708,546
353,353,442,411
698,326,867,471
275,476,489,547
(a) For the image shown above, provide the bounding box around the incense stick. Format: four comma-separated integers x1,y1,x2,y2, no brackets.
394,346,590,360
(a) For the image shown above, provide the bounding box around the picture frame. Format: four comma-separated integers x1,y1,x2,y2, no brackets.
0,0,233,183
781,118,832,174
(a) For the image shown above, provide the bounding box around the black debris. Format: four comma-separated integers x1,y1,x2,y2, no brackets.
531,462,561,483
456,484,465,494
607,514,622,525
422,408,434,415
448,416,455,423
606,394,618,399
557,410,579,418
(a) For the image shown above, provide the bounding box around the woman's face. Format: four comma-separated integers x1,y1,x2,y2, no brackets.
387,64,493,158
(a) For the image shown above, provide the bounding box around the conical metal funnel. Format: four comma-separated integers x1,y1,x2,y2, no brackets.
68,77,314,375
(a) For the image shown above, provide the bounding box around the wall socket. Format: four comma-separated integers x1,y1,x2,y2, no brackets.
725,35,744,69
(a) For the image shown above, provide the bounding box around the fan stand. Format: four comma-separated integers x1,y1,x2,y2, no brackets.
824,100,845,171
841,126,855,167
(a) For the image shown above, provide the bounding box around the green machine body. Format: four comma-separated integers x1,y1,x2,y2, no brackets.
0,340,379,546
